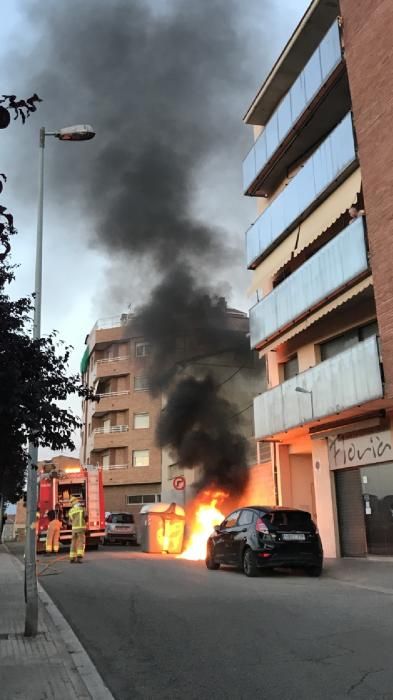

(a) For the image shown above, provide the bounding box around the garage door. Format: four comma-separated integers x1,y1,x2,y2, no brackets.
335,468,367,557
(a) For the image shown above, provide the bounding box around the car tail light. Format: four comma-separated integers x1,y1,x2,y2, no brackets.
256,518,269,534
257,552,272,558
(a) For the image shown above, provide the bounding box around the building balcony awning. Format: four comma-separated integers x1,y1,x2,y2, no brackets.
249,168,362,295
80,346,90,375
244,0,340,125
259,274,373,356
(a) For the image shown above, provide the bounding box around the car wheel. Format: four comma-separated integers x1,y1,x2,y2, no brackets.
243,548,258,577
205,547,220,570
306,564,323,577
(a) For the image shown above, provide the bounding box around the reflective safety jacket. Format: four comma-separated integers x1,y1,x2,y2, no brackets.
68,504,86,532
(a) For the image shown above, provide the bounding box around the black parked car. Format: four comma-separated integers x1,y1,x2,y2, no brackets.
206,506,323,577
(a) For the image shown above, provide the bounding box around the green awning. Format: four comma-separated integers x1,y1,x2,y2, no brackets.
80,346,90,375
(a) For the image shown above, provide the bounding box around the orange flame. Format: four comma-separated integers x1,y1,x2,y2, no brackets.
179,491,227,561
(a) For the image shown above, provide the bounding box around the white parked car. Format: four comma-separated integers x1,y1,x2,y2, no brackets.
102,512,137,546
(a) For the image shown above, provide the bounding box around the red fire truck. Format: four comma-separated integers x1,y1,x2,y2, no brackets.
36,463,105,553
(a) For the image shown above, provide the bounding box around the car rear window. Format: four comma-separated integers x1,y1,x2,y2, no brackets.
110,514,134,524
262,510,314,531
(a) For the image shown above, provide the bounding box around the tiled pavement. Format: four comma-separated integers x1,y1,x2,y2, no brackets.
0,546,113,700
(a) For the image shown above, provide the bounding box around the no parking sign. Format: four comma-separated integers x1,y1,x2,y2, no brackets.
173,476,186,491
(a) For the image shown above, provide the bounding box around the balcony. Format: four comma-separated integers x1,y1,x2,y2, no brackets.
87,314,134,352
94,425,129,434
92,426,129,450
246,112,356,269
253,336,383,440
95,356,130,380
96,463,129,471
93,390,130,414
243,21,347,196
250,218,368,349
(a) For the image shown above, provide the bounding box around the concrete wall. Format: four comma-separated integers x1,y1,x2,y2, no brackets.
290,454,316,519
103,482,161,537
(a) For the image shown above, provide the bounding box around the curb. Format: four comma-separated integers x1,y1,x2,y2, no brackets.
7,547,115,700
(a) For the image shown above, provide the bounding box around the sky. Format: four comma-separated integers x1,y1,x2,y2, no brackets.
0,0,309,460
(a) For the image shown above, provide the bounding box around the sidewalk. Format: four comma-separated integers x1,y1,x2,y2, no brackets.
0,545,114,700
324,556,393,594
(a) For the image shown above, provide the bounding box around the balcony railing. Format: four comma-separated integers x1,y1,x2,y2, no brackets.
94,425,129,434
96,356,129,365
96,390,130,398
243,21,342,194
93,314,134,330
250,218,368,349
100,463,129,471
246,111,356,269
253,336,383,440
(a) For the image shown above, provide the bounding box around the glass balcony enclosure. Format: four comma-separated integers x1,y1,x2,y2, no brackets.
243,21,342,194
253,337,383,440
250,218,368,349
246,112,356,269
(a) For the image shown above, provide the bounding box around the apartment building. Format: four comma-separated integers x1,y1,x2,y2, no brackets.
81,308,265,519
80,314,162,521
243,0,393,558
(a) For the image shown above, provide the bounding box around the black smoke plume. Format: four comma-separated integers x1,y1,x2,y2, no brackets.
16,0,268,267
133,265,249,394
157,376,249,493
11,0,276,495
133,266,252,494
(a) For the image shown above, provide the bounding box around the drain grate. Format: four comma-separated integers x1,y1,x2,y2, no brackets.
0,633,9,640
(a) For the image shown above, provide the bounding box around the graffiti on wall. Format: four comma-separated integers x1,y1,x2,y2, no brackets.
328,429,393,470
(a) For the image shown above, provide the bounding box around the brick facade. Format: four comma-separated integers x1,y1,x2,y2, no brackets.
340,0,393,396
81,322,162,510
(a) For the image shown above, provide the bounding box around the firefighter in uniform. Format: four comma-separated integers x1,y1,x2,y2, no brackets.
45,509,62,554
68,496,87,563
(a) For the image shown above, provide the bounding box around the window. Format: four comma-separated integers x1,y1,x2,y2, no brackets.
135,342,151,358
223,511,240,528
258,441,271,464
126,494,161,505
262,510,314,531
283,355,299,380
320,321,379,362
320,328,358,361
134,413,150,429
132,449,149,467
238,510,255,527
134,375,150,391
106,513,135,524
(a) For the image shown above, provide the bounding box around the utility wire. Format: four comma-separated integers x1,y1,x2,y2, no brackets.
230,401,253,420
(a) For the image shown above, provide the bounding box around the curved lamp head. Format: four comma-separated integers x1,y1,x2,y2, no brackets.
56,124,95,141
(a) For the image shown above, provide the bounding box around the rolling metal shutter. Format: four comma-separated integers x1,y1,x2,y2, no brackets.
335,468,367,557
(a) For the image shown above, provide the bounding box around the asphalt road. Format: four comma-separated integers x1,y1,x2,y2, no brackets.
11,544,393,699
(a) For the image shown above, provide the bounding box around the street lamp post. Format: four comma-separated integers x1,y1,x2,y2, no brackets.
295,386,314,419
24,124,95,637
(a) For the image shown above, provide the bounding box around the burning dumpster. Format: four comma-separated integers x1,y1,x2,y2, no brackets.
139,502,185,554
